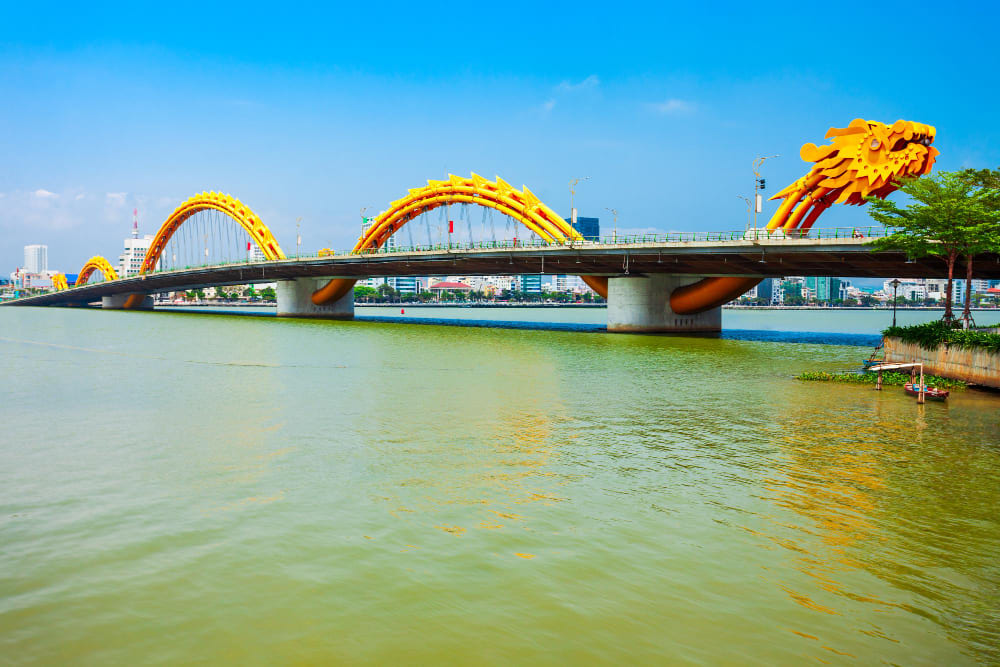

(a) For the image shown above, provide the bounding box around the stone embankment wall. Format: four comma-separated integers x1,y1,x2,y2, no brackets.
884,337,1000,388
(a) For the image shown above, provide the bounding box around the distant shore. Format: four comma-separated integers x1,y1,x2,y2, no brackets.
158,301,1000,312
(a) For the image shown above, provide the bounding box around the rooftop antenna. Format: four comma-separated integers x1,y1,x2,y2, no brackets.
132,208,139,239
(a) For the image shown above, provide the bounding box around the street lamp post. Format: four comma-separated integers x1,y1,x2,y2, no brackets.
569,177,590,228
752,155,780,231
605,208,619,243
296,217,302,259
891,278,901,327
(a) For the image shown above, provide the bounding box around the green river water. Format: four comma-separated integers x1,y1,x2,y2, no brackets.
1,306,998,664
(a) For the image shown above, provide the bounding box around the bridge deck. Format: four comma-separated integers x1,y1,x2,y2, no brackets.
6,238,1000,307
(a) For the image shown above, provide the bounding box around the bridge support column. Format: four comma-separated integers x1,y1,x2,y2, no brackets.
607,275,721,333
102,294,153,310
276,278,354,319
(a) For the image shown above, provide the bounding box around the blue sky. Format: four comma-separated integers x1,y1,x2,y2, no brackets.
2,1,998,276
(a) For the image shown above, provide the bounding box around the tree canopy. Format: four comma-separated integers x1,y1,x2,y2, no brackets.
868,169,1000,322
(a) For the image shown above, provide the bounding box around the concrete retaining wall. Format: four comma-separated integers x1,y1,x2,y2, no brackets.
884,337,1000,388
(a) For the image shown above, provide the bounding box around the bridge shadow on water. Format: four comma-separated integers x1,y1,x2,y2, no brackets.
357,315,881,347
154,307,880,347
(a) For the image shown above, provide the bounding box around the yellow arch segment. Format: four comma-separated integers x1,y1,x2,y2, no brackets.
76,255,119,286
355,173,583,252
138,192,286,275
313,174,582,305
52,273,69,291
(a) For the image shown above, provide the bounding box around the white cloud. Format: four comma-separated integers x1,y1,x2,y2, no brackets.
106,192,127,205
542,99,556,113
556,75,600,93
650,98,695,114
33,189,58,199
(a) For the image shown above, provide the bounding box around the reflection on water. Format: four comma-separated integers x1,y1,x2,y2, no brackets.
0,307,998,664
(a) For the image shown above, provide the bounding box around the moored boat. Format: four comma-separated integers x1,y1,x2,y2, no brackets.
904,383,949,401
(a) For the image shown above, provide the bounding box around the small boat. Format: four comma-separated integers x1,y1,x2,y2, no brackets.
904,383,949,401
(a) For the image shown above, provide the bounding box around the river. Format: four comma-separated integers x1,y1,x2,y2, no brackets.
1,306,998,663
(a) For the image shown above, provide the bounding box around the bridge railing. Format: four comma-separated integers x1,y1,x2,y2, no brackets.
331,225,892,257
18,225,894,298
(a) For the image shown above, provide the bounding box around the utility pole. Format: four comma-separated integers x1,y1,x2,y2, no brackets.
569,177,590,227
752,155,780,230
296,217,302,258
605,208,618,243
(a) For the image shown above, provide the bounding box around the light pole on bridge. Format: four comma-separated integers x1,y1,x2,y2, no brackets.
569,177,589,229
751,155,780,230
604,208,619,243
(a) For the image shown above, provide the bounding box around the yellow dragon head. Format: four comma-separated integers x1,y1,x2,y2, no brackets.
766,118,937,231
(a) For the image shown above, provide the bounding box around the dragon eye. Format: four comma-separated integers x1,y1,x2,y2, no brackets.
870,139,881,149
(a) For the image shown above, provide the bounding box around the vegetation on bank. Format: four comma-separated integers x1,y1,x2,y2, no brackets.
797,370,967,390
883,320,1000,353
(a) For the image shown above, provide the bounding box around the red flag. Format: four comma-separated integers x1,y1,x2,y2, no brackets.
247,242,252,251
448,220,454,233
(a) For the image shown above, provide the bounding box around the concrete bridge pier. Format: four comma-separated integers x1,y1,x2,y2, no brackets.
102,294,153,310
606,275,721,333
276,278,354,319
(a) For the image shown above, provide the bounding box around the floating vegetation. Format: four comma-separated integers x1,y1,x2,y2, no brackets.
797,371,967,390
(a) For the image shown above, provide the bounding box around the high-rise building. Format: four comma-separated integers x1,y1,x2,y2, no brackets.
757,278,775,303
805,276,844,302
118,210,157,277
565,216,600,241
24,245,47,273
389,276,418,294
520,274,542,294
119,235,155,277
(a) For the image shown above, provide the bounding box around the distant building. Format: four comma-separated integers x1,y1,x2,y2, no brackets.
119,235,155,277
757,278,775,303
520,274,542,294
805,276,845,302
24,245,47,274
565,216,600,241
780,277,805,302
389,276,419,294
429,281,473,295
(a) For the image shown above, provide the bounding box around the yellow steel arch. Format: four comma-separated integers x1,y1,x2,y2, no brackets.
312,174,583,305
138,192,286,274
52,273,69,291
76,255,119,286
123,192,286,309
357,173,582,252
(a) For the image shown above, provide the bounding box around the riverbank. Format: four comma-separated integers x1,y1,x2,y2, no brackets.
157,301,1000,312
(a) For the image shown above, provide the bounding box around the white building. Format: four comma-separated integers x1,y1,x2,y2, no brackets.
24,245,47,274
119,235,156,277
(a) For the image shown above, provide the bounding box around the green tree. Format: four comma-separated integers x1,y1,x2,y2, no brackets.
868,171,1000,322
260,286,276,302
376,282,397,302
354,285,378,302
